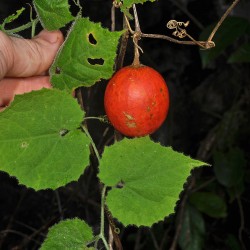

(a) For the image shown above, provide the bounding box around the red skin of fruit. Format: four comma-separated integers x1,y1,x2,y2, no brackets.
104,65,170,137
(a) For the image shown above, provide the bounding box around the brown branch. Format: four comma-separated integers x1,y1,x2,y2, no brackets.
237,195,246,250
115,16,130,70
207,0,240,42
141,33,214,48
111,2,116,32
123,0,240,50
169,178,195,250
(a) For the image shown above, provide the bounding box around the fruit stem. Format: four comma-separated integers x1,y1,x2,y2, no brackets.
132,32,142,67
132,4,142,67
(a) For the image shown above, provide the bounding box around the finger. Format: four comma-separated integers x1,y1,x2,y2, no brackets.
0,30,64,79
0,76,51,108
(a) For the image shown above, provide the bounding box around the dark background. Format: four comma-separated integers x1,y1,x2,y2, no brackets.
0,0,250,249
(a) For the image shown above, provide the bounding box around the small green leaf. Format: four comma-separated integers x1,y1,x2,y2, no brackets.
33,0,74,30
200,17,250,67
189,192,227,218
99,137,207,227
40,219,94,250
213,148,245,188
50,17,123,92
228,43,250,63
116,0,156,18
178,205,205,250
225,234,241,250
0,89,90,190
2,7,25,26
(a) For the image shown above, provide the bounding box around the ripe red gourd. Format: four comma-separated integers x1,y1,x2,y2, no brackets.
104,65,170,137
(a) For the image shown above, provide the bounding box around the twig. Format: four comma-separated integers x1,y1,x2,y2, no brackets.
0,190,26,248
0,230,41,245
159,227,171,250
111,3,116,32
100,186,110,250
55,190,64,220
115,16,130,70
133,4,141,32
191,176,216,193
81,125,101,162
108,225,114,250
132,4,142,66
169,178,195,250
149,230,160,250
122,0,240,50
207,0,240,42
134,228,142,250
141,33,214,48
105,207,123,250
236,195,246,250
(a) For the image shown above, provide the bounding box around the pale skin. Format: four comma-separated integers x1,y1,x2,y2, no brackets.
0,30,64,111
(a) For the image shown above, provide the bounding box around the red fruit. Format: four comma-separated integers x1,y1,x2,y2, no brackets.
104,65,170,137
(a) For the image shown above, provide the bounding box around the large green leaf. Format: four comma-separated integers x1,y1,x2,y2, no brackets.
50,18,123,92
0,89,90,190
228,43,250,63
40,219,94,250
189,192,227,218
199,17,250,67
178,205,205,250
98,137,207,227
33,0,74,30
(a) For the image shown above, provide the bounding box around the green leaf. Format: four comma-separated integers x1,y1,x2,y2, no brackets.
189,192,227,218
213,148,245,188
98,137,207,227
50,17,123,92
178,205,205,250
225,234,241,250
0,89,90,190
40,218,94,250
116,0,156,18
33,0,74,30
228,43,250,63
2,7,25,26
200,17,250,67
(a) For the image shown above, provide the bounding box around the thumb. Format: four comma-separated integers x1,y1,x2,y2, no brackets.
0,30,64,79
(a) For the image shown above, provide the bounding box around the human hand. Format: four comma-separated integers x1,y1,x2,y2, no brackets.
0,30,64,111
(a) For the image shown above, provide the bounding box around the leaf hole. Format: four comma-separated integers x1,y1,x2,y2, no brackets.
87,58,104,66
20,141,29,149
88,33,97,45
55,67,61,74
59,129,69,137
116,180,125,189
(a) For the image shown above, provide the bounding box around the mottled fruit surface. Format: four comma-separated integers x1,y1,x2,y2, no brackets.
104,65,170,137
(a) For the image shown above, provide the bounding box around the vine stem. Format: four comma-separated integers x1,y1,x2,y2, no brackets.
124,0,240,50
207,0,240,42
83,116,107,122
132,4,142,67
81,125,101,162
3,18,39,35
99,186,110,250
81,125,111,249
